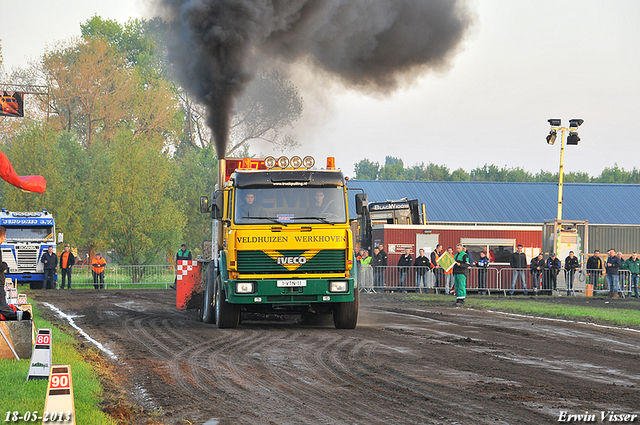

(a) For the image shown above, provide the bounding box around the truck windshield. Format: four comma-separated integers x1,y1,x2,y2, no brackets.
4,226,54,242
234,187,347,225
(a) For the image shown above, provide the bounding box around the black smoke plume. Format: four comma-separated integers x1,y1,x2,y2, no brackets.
158,0,473,157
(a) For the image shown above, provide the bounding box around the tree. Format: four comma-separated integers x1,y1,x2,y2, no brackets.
451,168,470,181
354,159,380,180
86,130,183,264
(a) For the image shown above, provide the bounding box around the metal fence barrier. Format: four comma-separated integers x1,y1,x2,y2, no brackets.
57,265,176,289
357,265,640,297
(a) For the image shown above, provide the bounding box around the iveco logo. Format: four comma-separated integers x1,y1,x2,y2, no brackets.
276,256,307,265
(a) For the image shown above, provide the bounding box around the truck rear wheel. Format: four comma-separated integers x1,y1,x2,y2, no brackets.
333,288,359,329
201,262,216,323
215,277,240,328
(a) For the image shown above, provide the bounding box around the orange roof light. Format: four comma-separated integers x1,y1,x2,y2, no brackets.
242,157,251,170
326,157,336,170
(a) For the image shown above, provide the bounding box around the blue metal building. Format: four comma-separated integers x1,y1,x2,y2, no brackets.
346,180,640,225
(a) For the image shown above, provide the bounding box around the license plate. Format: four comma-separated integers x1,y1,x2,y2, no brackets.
277,279,307,287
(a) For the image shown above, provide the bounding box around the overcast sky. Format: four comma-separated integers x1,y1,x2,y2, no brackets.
2,0,639,177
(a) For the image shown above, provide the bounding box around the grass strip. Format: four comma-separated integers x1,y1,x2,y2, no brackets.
407,294,640,329
0,302,116,424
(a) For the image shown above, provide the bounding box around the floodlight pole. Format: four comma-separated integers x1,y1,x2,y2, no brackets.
556,127,567,223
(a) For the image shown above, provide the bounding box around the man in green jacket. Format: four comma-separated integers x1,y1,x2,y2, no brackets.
625,252,640,298
453,244,470,305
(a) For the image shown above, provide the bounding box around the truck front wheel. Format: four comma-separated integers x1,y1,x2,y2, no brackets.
215,277,240,328
201,262,215,324
333,289,359,329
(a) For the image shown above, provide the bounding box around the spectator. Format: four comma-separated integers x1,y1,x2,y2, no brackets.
530,253,545,295
413,248,431,293
509,244,528,295
360,250,373,289
91,253,107,290
41,246,58,290
564,251,580,296
444,247,454,294
171,244,193,290
618,252,628,295
586,250,604,294
626,252,640,298
430,244,443,293
396,248,413,293
453,244,470,305
58,245,75,290
372,245,387,290
545,253,561,294
476,251,490,295
605,248,621,298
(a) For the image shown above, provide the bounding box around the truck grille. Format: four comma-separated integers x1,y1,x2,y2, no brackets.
17,249,38,266
237,249,345,274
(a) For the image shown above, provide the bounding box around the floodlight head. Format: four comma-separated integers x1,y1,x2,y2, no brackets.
548,118,562,127
546,130,557,145
566,132,580,145
569,118,584,128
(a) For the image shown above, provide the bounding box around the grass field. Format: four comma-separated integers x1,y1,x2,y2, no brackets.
407,293,640,329
0,302,116,424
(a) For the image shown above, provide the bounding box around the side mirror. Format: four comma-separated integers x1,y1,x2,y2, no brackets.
200,196,210,214
57,233,64,243
213,191,224,220
355,193,368,215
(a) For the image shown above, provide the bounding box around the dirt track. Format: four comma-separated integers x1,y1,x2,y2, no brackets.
33,290,640,424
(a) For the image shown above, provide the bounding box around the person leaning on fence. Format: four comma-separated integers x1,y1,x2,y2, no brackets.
626,252,640,298
509,244,528,296
360,250,373,289
58,245,75,290
91,253,107,289
41,246,58,290
617,251,628,296
430,245,443,293
564,251,580,296
413,248,431,293
170,244,192,290
396,248,412,293
475,251,490,295
545,253,561,294
530,253,544,295
605,249,621,298
453,244,470,305
586,250,604,294
373,245,387,290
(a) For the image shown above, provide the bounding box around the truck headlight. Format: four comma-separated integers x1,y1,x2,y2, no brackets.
329,281,348,293
236,282,255,294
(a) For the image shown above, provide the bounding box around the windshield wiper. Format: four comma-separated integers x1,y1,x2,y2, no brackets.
242,216,287,225
294,216,335,225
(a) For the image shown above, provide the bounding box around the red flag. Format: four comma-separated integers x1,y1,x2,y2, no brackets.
0,151,46,193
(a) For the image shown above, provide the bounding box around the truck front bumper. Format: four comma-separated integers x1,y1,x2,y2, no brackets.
225,278,355,304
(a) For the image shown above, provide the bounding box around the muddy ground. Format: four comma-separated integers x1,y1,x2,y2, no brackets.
32,290,640,425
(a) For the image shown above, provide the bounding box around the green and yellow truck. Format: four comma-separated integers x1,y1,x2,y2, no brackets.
185,156,359,329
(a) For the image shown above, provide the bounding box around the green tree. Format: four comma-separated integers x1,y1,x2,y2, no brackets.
378,157,406,180
451,168,470,181
354,159,380,180
87,130,182,264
